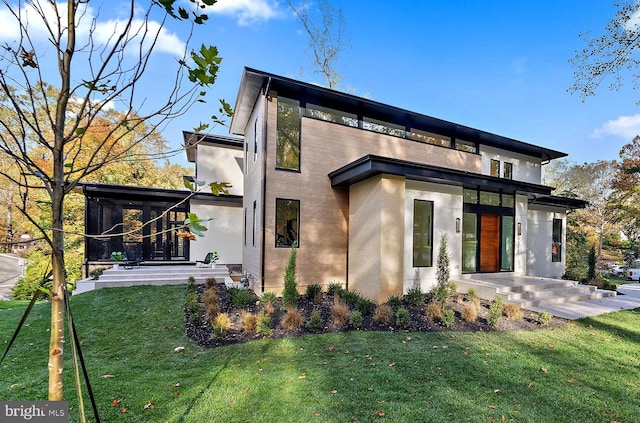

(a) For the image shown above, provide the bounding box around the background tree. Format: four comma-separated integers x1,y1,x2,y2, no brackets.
286,0,350,89
0,0,220,401
569,1,640,101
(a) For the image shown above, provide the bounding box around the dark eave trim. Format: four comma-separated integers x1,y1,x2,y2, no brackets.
78,182,242,205
529,195,588,210
230,67,567,161
328,155,554,196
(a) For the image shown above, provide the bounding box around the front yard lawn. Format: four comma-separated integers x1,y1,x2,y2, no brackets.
0,285,638,422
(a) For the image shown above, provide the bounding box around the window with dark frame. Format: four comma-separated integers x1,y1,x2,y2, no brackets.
253,118,258,162
552,218,562,262
252,201,257,247
275,198,300,248
413,199,434,267
276,97,301,171
490,159,500,177
503,162,513,180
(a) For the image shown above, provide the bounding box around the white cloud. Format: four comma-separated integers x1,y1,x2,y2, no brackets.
0,1,185,56
592,114,640,139
206,0,281,25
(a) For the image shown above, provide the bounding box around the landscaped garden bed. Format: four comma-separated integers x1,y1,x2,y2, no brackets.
184,278,567,349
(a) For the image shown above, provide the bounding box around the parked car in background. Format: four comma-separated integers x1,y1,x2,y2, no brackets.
611,264,628,276
626,267,640,281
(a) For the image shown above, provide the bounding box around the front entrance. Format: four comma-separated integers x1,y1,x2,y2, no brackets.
480,214,500,272
462,189,515,273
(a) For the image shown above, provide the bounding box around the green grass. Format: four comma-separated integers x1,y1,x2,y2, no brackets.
1,285,640,422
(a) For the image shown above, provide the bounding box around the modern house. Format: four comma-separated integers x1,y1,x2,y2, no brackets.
81,67,585,303
227,68,585,303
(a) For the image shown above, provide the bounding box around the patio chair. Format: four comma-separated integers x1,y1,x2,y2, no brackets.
196,252,215,268
122,251,143,269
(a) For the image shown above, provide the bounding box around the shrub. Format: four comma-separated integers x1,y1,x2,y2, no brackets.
257,312,272,336
426,302,442,321
281,308,304,330
462,303,478,322
339,289,361,309
374,304,393,325
432,233,453,304
89,267,106,280
282,247,299,309
386,294,402,310
212,313,232,342
356,297,375,316
395,307,411,329
185,292,200,314
327,281,343,296
405,286,426,306
241,312,258,333
504,303,523,320
349,310,363,328
471,297,482,312
305,283,323,301
306,309,324,332
466,288,478,301
538,310,552,325
205,277,217,289
189,311,202,327
331,297,350,327
261,291,277,313
587,243,597,281
227,287,253,308
488,296,503,326
186,276,197,293
203,287,220,319
441,308,455,327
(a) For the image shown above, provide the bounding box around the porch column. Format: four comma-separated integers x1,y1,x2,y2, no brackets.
348,174,405,303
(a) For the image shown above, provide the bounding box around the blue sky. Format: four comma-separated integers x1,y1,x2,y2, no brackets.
2,1,638,168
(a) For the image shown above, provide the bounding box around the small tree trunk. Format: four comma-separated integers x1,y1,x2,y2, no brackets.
48,186,65,400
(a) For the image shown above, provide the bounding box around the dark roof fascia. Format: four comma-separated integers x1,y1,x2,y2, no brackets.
529,195,588,210
183,131,244,163
79,182,242,205
230,67,567,161
328,155,554,196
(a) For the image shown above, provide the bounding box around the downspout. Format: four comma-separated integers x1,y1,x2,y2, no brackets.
260,77,272,292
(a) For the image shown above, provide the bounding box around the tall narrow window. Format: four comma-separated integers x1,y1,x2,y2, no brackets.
276,199,300,248
253,118,258,162
503,162,513,180
413,200,434,267
252,201,257,247
243,208,247,246
276,97,300,171
552,218,562,262
490,159,500,177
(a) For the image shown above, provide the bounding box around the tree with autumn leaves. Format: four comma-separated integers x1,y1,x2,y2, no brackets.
0,0,224,407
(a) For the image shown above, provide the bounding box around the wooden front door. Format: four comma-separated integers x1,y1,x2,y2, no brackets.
480,214,500,272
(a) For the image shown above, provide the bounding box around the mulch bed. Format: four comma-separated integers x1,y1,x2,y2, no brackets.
185,283,568,349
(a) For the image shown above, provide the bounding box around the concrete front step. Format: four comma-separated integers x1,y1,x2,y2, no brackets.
73,265,229,295
454,275,617,310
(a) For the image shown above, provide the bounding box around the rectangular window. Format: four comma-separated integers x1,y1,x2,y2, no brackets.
462,212,478,272
244,140,248,174
307,103,358,127
455,139,477,153
253,119,258,162
501,216,514,271
276,97,301,171
490,159,500,177
276,199,300,248
363,117,405,137
503,162,513,180
413,200,433,267
243,208,246,246
252,201,257,247
552,218,562,262
409,129,451,147
501,194,515,208
463,189,478,204
479,191,500,206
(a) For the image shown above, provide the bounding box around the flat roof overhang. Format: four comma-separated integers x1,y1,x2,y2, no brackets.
329,154,554,198
183,131,243,163
529,195,588,210
78,182,243,206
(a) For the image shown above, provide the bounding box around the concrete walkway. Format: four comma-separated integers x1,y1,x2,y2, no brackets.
526,283,640,320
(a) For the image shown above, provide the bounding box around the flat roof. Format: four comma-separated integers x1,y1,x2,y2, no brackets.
230,67,567,161
183,131,243,163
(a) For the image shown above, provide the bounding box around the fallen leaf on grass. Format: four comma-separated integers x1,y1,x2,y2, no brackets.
314,412,321,417
489,405,496,409
388,362,395,367
376,411,385,417
100,374,114,379
120,407,127,414
541,368,548,373
330,389,337,394
328,345,335,351
567,379,574,383
111,399,121,407
174,346,185,353
144,401,154,410
548,344,555,349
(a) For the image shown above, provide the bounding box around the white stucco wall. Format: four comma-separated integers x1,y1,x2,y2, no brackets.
480,145,542,185
189,200,243,265
404,181,463,294
526,206,566,278
514,195,529,275
195,145,244,196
